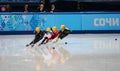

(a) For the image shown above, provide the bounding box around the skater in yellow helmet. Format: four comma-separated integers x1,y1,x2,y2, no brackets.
26,27,45,47
51,26,60,38
38,27,53,46
38,26,60,46
54,25,72,43
46,26,60,42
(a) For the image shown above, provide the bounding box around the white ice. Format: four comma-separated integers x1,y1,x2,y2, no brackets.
0,34,120,71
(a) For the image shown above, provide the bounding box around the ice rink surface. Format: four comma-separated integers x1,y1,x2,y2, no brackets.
0,34,120,71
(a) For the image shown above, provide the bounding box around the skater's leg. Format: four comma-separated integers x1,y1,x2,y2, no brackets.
26,38,40,47
45,36,53,44
26,40,34,47
54,34,68,43
38,37,48,46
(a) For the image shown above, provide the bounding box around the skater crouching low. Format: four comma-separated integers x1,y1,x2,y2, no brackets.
54,25,72,43
26,27,45,47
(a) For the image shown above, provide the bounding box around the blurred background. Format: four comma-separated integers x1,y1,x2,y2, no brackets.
0,0,120,12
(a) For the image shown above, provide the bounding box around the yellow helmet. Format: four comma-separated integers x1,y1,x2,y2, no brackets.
52,26,57,31
60,25,65,30
46,27,51,32
35,27,41,32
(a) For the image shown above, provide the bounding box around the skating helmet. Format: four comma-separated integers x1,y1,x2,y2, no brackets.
35,27,41,32
52,26,57,31
60,25,65,30
46,27,51,32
